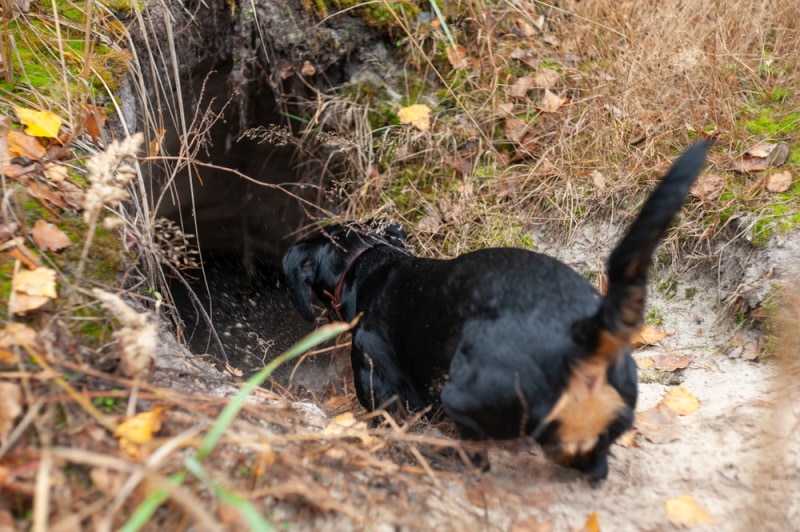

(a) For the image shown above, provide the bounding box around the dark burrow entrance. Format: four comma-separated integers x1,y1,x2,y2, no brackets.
129,1,377,395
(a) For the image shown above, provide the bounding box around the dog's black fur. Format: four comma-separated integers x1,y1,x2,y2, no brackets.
283,143,709,482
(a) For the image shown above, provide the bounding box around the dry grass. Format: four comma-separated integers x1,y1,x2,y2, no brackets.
2,0,800,529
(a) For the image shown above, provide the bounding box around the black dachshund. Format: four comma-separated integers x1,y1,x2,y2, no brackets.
283,143,709,481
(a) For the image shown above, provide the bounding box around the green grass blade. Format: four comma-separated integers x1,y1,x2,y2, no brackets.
196,320,353,460
120,320,353,531
119,471,187,532
429,0,456,49
185,457,273,532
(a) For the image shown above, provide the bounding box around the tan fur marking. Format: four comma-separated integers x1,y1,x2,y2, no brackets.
543,332,627,460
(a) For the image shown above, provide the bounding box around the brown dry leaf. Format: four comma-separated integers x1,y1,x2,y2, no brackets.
89,467,124,495
446,45,470,70
662,386,700,416
539,89,569,112
2,163,38,180
689,173,725,200
84,105,106,144
27,181,68,211
590,170,606,191
56,179,86,209
615,429,640,448
149,128,166,157
7,243,41,269
397,104,432,131
651,353,694,372
635,356,655,370
114,408,164,459
632,324,672,348
32,220,72,252
322,412,375,446
465,483,494,509
504,116,528,143
0,382,23,439
635,403,679,443
11,266,58,314
534,68,560,89
742,340,761,361
665,495,718,527
510,47,538,68
733,142,790,173
0,322,38,364
42,162,68,182
508,76,536,98
7,130,46,160
578,512,600,532
766,170,792,193
14,106,62,138
532,157,559,177
510,516,553,532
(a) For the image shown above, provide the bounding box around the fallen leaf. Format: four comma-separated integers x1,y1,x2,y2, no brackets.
7,242,41,269
665,495,718,527
114,408,164,458
89,467,123,495
742,339,761,361
732,142,790,173
510,133,538,162
2,163,38,180
42,162,68,182
662,386,700,416
650,353,694,372
590,170,606,191
0,382,23,440
0,322,38,364
149,128,166,157
539,89,569,112
766,170,792,193
11,266,57,313
579,512,600,532
32,220,72,251
510,47,538,68
635,403,679,443
532,157,559,177
634,356,655,370
26,181,68,211
84,104,106,144
446,45,471,70
397,104,432,131
322,412,375,446
504,116,528,143
14,106,62,138
508,76,536,98
615,429,640,448
689,173,725,200
465,482,494,509
632,324,672,348
7,130,46,160
56,179,86,209
533,68,560,89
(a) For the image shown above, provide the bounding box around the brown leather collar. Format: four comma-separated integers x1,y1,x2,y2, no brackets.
322,246,372,322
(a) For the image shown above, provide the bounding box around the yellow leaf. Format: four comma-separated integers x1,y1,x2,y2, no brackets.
632,324,672,348
662,386,700,416
11,267,57,313
579,512,600,532
398,104,432,131
665,495,718,527
322,412,375,446
13,106,62,138
114,408,164,458
7,130,46,160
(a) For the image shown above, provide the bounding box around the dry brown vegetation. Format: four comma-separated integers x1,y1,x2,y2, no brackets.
1,0,799,529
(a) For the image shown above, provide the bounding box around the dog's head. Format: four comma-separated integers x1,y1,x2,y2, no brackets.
282,220,407,321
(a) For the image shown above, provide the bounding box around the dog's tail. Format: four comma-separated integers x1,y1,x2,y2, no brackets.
591,142,710,354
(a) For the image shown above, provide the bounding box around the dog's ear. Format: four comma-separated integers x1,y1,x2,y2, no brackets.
282,245,317,322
